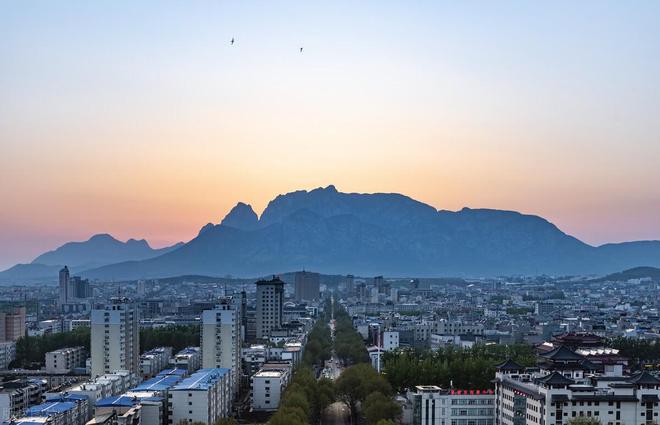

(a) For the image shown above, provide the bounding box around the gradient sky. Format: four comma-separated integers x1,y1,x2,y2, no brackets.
1,1,660,269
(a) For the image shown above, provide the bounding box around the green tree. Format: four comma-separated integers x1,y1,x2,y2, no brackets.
336,363,392,423
363,391,401,425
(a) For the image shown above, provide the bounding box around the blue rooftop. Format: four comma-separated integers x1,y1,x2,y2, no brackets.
157,368,188,377
2,421,50,425
171,368,230,391
96,396,138,408
45,393,88,402
26,401,76,416
130,375,182,392
178,347,200,354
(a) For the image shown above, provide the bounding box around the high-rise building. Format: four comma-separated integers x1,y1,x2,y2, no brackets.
294,270,320,302
345,274,355,296
90,298,140,378
59,266,70,306
69,276,93,299
0,307,26,342
201,298,241,397
256,277,284,339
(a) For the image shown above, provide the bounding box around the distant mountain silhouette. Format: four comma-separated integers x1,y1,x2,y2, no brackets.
32,233,183,269
0,234,183,283
0,263,64,283
77,185,660,280
591,266,660,282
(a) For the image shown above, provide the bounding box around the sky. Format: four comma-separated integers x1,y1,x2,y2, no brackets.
1,1,659,269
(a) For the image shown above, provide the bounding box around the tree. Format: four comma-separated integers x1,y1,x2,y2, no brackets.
375,420,397,425
213,419,237,425
336,363,393,423
363,391,401,425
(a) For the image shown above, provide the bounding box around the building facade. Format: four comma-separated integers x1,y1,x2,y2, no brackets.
90,298,140,378
201,298,241,397
256,277,284,340
45,346,86,374
294,271,320,302
169,368,231,425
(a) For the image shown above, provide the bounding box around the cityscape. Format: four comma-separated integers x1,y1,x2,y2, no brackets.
2,2,660,425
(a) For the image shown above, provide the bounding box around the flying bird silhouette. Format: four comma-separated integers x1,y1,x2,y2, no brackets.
300,47,303,53
230,37,235,45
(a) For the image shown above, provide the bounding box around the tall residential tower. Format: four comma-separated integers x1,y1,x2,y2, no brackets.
90,297,140,378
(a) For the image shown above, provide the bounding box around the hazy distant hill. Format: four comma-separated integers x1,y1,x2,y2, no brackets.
0,234,183,283
33,233,183,269
79,185,660,280
0,263,64,284
592,266,660,282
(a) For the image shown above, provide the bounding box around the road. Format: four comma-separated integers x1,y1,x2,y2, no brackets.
322,401,351,425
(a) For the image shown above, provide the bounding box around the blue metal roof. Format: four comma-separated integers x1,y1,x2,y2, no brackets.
2,421,49,425
171,368,230,391
96,396,138,408
26,401,76,416
45,393,88,402
130,375,182,392
157,368,188,377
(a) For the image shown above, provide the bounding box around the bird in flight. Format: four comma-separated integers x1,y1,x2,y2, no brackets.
231,37,235,45
300,47,303,53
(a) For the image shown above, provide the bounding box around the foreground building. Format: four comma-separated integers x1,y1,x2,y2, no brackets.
201,298,241,396
494,347,660,425
251,366,291,411
169,368,231,425
402,386,495,425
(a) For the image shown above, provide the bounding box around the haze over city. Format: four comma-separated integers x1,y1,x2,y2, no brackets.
2,1,660,269
3,4,660,425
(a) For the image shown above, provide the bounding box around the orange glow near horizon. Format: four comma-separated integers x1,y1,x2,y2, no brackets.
1,1,659,267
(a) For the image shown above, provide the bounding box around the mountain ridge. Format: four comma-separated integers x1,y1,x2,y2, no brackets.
80,186,659,279
2,186,659,282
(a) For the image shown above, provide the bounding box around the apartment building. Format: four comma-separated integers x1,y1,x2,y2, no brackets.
168,368,232,425
403,386,496,425
45,347,87,374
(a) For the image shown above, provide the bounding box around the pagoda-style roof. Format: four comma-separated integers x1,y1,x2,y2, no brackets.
539,345,585,362
537,371,575,387
627,371,660,386
579,359,600,371
495,359,524,371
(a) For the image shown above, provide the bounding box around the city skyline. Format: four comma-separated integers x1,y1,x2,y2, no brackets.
2,1,660,268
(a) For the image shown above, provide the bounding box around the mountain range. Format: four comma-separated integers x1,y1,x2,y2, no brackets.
0,234,182,282
1,185,659,282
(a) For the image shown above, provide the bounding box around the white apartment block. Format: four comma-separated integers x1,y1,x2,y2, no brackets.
201,298,241,397
90,298,140,378
45,346,86,374
140,347,172,379
383,331,400,352
0,378,47,421
434,320,485,336
168,368,232,425
403,386,496,425
251,367,291,411
0,342,16,370
169,347,201,374
66,370,136,405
